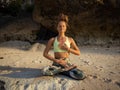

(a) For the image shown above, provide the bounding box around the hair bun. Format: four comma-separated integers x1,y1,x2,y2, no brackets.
58,13,68,23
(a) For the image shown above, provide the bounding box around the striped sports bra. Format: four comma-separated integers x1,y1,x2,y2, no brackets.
53,37,70,52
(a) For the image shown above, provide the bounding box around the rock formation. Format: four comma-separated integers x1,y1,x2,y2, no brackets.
33,0,120,45
0,0,120,45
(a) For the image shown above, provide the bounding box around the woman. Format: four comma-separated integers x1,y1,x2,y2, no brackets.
43,13,85,80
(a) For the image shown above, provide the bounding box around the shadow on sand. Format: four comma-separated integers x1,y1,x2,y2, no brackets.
0,66,76,80
0,66,43,78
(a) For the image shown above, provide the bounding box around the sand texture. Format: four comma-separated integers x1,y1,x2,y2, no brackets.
0,41,120,90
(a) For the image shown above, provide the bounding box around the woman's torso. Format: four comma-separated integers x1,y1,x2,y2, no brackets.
54,52,69,59
53,36,71,59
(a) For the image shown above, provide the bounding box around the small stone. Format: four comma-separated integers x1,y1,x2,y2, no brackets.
110,71,115,74
39,61,42,63
107,45,110,48
93,75,97,79
115,81,120,87
82,89,85,90
103,78,112,83
0,57,4,59
16,81,19,85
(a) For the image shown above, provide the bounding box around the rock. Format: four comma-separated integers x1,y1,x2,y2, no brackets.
0,57,4,59
88,74,98,79
32,0,120,45
29,43,45,52
0,41,31,50
103,78,112,83
1,77,75,90
0,18,40,43
114,81,120,88
0,80,5,90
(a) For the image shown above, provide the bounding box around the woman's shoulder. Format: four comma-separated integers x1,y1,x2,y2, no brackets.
67,36,74,44
67,36,74,41
46,37,56,45
48,37,56,42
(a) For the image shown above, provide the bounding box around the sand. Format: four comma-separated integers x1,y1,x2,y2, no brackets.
0,41,120,90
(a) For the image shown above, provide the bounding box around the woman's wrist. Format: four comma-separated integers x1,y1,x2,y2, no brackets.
67,48,71,53
52,58,59,63
52,58,56,62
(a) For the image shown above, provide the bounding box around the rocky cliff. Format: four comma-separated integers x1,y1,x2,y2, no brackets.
0,0,120,45
33,0,120,45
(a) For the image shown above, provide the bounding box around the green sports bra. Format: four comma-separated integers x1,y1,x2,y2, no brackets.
53,37,70,52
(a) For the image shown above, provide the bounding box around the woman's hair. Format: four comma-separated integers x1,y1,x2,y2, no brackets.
58,13,68,23
57,13,69,28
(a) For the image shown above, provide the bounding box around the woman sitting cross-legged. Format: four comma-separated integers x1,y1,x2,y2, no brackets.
43,13,85,80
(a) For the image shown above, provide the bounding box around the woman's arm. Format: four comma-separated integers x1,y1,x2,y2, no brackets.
43,38,57,62
60,37,80,55
68,37,80,55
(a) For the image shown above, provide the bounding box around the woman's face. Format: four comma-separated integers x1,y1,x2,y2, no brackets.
57,21,67,33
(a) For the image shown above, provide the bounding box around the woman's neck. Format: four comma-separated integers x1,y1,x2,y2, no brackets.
58,33,66,38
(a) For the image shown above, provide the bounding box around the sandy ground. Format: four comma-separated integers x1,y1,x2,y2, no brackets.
0,41,120,90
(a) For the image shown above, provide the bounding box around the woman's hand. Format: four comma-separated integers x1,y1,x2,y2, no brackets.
59,44,69,51
55,59,68,68
55,59,77,70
